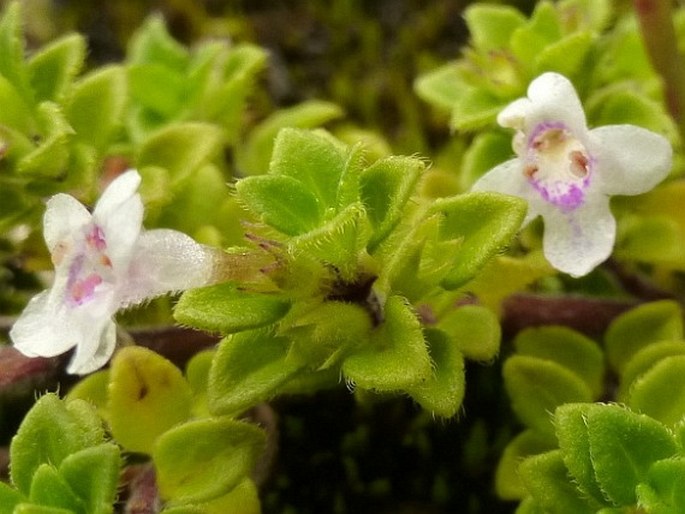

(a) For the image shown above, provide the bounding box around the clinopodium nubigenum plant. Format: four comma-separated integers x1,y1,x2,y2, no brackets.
174,126,526,418
3,0,685,513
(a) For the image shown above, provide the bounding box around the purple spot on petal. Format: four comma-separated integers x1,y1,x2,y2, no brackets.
69,273,103,305
64,224,113,307
86,225,107,251
530,178,589,212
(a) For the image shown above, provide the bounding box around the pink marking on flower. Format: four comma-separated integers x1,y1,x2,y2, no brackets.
64,224,114,306
86,225,107,251
69,273,103,305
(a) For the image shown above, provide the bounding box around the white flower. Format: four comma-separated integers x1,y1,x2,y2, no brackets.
472,72,673,277
10,170,216,374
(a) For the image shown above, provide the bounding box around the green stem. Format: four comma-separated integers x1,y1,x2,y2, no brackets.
634,0,685,140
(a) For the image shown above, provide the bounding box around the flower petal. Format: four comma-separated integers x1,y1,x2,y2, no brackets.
119,229,216,307
471,159,538,225
66,319,117,375
43,194,91,254
497,98,532,129
540,196,616,277
93,170,144,269
521,72,587,136
589,125,672,196
10,291,79,358
94,169,142,219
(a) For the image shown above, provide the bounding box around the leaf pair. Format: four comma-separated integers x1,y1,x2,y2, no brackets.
521,403,682,512
1,394,120,514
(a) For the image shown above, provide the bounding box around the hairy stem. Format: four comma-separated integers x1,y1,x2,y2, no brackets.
634,0,685,139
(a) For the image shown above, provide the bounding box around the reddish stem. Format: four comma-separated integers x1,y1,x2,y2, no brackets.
634,0,685,138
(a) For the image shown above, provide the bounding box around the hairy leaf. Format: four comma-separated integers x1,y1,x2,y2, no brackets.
208,329,303,416
406,328,465,418
175,282,291,334
154,418,265,505
342,295,431,391
604,300,683,374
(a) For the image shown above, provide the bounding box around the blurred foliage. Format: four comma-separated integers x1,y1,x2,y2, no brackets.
2,1,685,514
497,301,685,512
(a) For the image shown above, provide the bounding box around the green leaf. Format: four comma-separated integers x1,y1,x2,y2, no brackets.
360,155,424,249
59,444,120,514
554,403,608,505
335,142,365,209
270,127,348,208
128,15,188,69
151,163,225,233
438,304,501,362
0,74,34,132
154,417,265,504
616,215,685,268
286,301,373,370
464,4,526,51
414,64,465,111
10,394,105,496
514,326,604,397
464,252,553,314
495,429,556,500
28,33,86,102
518,450,596,514
450,87,504,131
65,370,110,419
18,102,73,179
559,0,613,32
428,192,527,289
588,86,678,138
503,356,593,436
591,23,653,86
289,203,366,281
510,2,562,67
406,329,465,418
534,31,593,77
108,346,192,454
208,329,303,416
0,2,32,104
374,215,448,301
460,131,512,189
619,341,685,401
137,122,222,186
127,63,185,117
628,355,685,427
63,65,126,152
185,350,214,418
28,465,82,513
163,478,261,514
342,295,432,391
236,174,322,235
0,481,23,514
175,282,291,334
637,458,685,513
237,102,344,176
604,300,683,374
206,43,267,143
194,479,260,514
515,497,545,514
13,505,74,514
586,404,677,505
